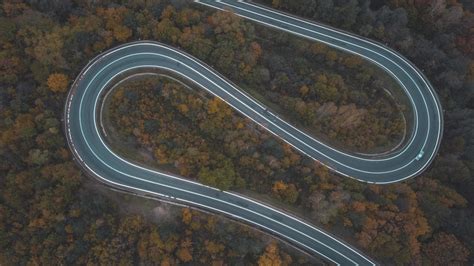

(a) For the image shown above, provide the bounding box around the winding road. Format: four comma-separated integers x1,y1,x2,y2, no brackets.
64,1,443,265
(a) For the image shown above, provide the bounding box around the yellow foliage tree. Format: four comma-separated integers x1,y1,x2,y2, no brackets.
177,103,189,114
272,181,287,193
182,208,192,225
205,240,225,255
299,85,310,96
258,242,282,266
272,181,299,204
96,7,132,42
113,25,132,42
176,247,193,263
207,98,219,114
47,73,68,92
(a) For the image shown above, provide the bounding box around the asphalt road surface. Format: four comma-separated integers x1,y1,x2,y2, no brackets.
64,1,443,265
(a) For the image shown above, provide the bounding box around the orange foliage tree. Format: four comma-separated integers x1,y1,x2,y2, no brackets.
47,73,68,92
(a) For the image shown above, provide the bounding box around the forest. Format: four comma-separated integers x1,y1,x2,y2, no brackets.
0,0,473,265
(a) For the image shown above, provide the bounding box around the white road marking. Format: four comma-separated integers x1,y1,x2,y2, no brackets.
65,1,444,264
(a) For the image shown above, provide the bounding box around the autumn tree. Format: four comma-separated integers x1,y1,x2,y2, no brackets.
1,0,469,264
47,73,68,92
176,242,193,263
258,242,282,266
96,7,132,42
422,232,470,265
271,181,299,204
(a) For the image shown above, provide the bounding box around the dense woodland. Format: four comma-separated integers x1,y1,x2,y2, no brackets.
0,0,320,264
259,0,474,261
0,0,473,265
108,71,466,265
